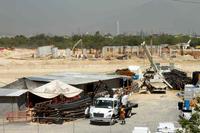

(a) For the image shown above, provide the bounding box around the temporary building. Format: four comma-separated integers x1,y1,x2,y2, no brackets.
2,72,128,108
0,81,83,116
30,80,83,99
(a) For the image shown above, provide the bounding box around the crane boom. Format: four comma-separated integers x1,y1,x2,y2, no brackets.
141,41,173,89
141,41,159,73
72,39,83,54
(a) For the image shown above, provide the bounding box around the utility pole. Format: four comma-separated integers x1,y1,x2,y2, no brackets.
116,21,120,36
150,35,153,55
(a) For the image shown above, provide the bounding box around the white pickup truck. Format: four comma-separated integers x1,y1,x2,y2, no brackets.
86,97,138,125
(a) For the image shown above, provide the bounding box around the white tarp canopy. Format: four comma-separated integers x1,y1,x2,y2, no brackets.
30,80,83,99
128,65,143,79
128,65,141,72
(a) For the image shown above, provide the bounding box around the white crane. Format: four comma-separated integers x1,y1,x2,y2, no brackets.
71,39,83,55
141,41,173,89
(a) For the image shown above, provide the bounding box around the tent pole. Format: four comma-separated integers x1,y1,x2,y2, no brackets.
27,91,29,109
12,97,13,113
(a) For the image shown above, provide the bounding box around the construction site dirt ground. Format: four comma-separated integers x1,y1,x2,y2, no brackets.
0,49,199,132
0,91,180,133
0,49,199,86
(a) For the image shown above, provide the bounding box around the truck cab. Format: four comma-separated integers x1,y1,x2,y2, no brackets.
89,97,120,124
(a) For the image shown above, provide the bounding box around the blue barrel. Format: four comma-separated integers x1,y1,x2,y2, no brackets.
184,100,190,110
133,75,139,80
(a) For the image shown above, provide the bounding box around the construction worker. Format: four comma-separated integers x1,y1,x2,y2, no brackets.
190,98,197,108
121,92,128,106
119,105,126,125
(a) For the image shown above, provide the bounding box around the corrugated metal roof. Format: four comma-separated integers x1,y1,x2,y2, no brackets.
26,72,124,85
0,88,28,97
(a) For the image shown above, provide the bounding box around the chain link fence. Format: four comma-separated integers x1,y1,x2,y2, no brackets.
0,116,123,133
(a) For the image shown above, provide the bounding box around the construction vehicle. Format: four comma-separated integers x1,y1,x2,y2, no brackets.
140,41,172,93
85,80,138,125
87,96,138,125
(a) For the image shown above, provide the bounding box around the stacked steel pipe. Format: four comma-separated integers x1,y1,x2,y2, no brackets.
32,97,92,124
163,69,192,90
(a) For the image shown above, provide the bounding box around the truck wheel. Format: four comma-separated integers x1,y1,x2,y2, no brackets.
90,120,94,125
85,114,90,119
110,118,115,125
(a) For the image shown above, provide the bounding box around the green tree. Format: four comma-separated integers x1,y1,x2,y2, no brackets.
178,106,200,133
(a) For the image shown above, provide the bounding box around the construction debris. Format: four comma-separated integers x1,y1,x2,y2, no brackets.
115,69,135,77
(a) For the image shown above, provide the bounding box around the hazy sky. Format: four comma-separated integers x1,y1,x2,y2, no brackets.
0,0,200,36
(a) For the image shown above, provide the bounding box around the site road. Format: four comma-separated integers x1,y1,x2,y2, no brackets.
0,91,180,133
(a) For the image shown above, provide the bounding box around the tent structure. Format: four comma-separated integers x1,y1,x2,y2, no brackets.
30,80,83,99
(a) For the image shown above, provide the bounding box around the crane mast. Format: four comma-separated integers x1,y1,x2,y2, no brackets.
72,39,83,55
141,41,173,89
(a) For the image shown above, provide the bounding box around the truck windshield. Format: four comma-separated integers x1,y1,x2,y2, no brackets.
94,100,113,108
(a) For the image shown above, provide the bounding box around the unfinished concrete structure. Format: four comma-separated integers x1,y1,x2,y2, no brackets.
102,46,139,57
102,45,164,58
